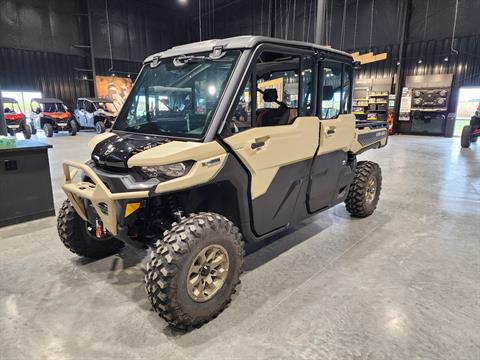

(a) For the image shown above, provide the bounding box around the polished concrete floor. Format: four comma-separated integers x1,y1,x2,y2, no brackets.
1,132,479,360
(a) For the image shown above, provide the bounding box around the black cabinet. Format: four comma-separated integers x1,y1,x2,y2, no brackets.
0,140,54,227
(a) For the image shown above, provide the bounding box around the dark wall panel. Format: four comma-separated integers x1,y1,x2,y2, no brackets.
0,0,193,62
0,47,142,110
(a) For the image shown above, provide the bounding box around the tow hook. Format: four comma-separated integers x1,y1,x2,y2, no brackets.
95,219,104,238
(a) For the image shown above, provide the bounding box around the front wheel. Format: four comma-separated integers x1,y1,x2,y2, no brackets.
69,120,78,136
57,200,124,259
145,213,244,329
461,125,472,148
95,121,106,134
345,161,382,218
23,124,32,139
43,123,53,137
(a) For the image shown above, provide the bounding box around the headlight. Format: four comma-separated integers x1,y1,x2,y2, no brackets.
140,161,193,178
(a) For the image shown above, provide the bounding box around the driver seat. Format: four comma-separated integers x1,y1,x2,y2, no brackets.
256,88,291,127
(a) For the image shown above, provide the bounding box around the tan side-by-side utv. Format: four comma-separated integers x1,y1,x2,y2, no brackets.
57,36,388,329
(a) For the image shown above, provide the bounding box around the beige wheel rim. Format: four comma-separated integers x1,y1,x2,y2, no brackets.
365,176,377,204
187,244,229,302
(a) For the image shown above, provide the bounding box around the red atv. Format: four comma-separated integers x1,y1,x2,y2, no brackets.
461,102,480,148
29,98,77,137
2,97,32,139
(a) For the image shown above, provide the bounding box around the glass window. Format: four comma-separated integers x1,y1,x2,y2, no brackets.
222,79,252,137
255,52,300,127
301,56,314,116
321,61,342,119
113,51,240,138
342,64,352,114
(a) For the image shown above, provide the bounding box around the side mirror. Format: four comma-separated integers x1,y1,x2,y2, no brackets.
322,86,334,101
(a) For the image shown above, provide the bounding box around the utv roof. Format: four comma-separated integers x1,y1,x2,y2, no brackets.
1,97,17,103
144,35,352,63
32,98,64,104
78,97,113,103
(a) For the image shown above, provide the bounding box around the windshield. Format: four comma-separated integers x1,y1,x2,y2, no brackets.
3,102,22,114
43,103,66,112
113,50,240,138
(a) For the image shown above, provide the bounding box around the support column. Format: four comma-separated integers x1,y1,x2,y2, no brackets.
393,0,412,134
87,0,97,97
314,0,326,44
0,85,7,136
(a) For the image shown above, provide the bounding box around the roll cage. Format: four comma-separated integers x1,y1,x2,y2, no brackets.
122,37,354,143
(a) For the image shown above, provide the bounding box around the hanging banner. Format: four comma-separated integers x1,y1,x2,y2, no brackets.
399,87,412,121
95,76,133,111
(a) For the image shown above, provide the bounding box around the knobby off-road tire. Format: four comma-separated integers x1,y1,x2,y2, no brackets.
69,120,78,136
95,121,106,134
43,123,53,137
461,125,472,148
345,161,382,218
145,212,244,329
23,124,32,139
57,200,124,259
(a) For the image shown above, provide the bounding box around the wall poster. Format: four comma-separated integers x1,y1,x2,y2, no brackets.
95,76,133,111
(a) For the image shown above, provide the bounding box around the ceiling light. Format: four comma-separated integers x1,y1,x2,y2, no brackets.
444,56,449,62
417,58,423,64
178,0,188,4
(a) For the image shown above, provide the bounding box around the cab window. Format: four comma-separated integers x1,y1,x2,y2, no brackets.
223,51,311,137
321,61,342,119
255,52,300,127
342,64,352,113
301,56,314,116
320,60,352,119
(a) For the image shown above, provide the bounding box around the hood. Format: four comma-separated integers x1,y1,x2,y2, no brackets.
91,132,169,168
42,111,71,120
95,109,117,118
4,112,25,121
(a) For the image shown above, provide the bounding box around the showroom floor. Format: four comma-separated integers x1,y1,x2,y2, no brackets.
1,132,479,360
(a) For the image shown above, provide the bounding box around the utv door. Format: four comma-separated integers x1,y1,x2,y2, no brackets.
306,60,356,213
224,49,319,236
84,102,95,127
76,101,88,127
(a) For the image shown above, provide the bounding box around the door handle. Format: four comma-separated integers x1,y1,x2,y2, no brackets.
326,127,336,136
251,141,265,150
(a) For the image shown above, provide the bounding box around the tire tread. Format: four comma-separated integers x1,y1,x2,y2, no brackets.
145,212,244,330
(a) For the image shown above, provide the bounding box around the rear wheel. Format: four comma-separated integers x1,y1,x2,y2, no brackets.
461,125,472,148
145,212,244,329
57,200,124,259
345,161,382,218
95,121,106,134
23,124,32,139
69,120,78,136
43,123,53,137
